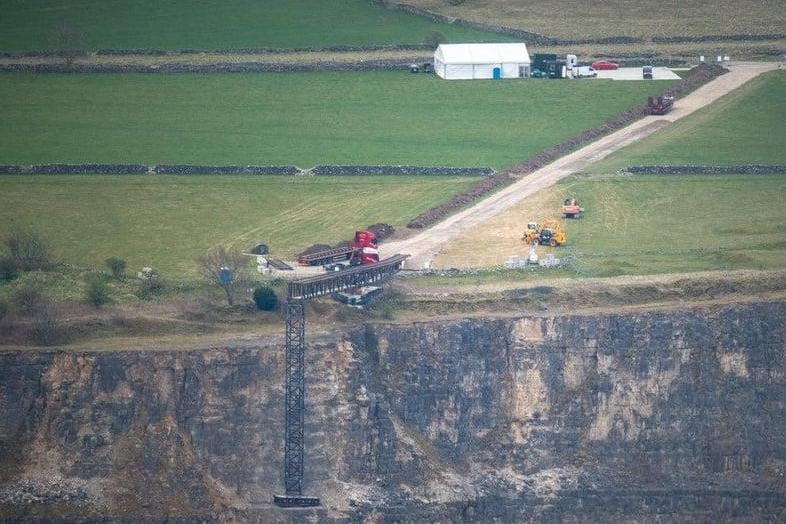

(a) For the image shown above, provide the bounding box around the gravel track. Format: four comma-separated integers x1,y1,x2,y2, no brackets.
377,61,781,271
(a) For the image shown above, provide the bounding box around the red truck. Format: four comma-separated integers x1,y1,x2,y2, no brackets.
648,95,674,115
297,230,380,270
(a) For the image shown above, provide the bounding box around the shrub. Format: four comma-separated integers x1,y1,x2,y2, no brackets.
424,30,446,48
0,256,17,281
84,274,111,308
13,282,45,316
136,267,163,298
105,257,127,279
0,298,8,321
253,286,278,311
198,245,248,306
4,229,52,271
31,299,62,346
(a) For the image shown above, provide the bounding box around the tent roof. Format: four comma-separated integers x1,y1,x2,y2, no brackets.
435,43,530,64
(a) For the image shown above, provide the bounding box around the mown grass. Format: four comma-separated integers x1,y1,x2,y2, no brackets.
400,0,786,40
0,0,510,52
0,175,482,275
0,72,673,169
589,71,786,171
556,174,786,276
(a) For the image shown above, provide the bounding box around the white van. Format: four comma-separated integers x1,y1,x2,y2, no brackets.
574,66,597,78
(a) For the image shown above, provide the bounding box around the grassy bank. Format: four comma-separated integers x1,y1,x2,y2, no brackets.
397,0,786,40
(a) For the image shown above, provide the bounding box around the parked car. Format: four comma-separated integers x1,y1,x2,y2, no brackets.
591,60,619,70
574,65,597,78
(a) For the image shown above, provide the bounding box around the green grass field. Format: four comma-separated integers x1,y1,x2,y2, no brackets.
0,73,673,169
0,175,482,275
0,0,509,52
590,71,786,172
554,173,786,276
549,71,786,277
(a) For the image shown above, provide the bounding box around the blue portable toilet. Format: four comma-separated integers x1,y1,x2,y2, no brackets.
493,67,501,79
218,267,232,285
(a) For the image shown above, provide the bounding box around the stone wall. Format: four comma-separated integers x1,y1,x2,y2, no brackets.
624,165,786,175
1,300,784,521
0,164,490,177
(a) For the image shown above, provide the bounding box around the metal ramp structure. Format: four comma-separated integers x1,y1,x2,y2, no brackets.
274,254,408,508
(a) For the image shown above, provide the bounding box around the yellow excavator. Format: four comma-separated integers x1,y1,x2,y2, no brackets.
522,219,567,247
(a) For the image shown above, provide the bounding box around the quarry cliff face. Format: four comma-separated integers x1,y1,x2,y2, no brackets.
1,301,785,522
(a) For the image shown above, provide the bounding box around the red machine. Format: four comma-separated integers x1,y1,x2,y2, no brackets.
350,230,379,266
297,230,380,270
648,95,674,115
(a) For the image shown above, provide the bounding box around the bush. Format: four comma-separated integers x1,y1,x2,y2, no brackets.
4,229,52,271
84,274,111,308
0,256,17,281
105,257,127,279
31,299,61,346
0,298,8,321
136,267,163,299
13,282,45,316
253,286,278,311
424,30,446,48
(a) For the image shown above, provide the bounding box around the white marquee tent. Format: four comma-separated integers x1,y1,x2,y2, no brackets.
433,43,531,80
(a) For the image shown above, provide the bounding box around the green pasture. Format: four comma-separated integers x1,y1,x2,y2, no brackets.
0,0,509,52
554,173,786,276
590,71,786,172
0,175,481,275
0,73,673,169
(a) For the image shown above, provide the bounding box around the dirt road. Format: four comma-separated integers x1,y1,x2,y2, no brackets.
379,61,780,270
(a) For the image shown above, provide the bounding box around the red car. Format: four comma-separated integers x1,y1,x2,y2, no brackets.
591,60,619,70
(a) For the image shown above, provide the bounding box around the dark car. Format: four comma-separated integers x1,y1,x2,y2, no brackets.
591,60,619,70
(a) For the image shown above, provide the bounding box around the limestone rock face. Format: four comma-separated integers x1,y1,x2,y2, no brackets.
1,301,785,522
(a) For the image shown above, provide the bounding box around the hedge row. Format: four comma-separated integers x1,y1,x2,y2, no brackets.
624,165,786,175
0,50,88,59
405,63,728,229
309,165,494,176
0,164,492,176
0,164,148,174
155,165,300,175
0,59,418,74
653,33,786,44
95,44,431,56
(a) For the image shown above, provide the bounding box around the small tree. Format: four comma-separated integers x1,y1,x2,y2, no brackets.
84,274,111,308
32,299,62,346
253,286,278,311
0,298,8,321
0,256,17,281
198,245,247,306
13,282,45,316
4,229,52,271
105,257,127,279
425,30,446,48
